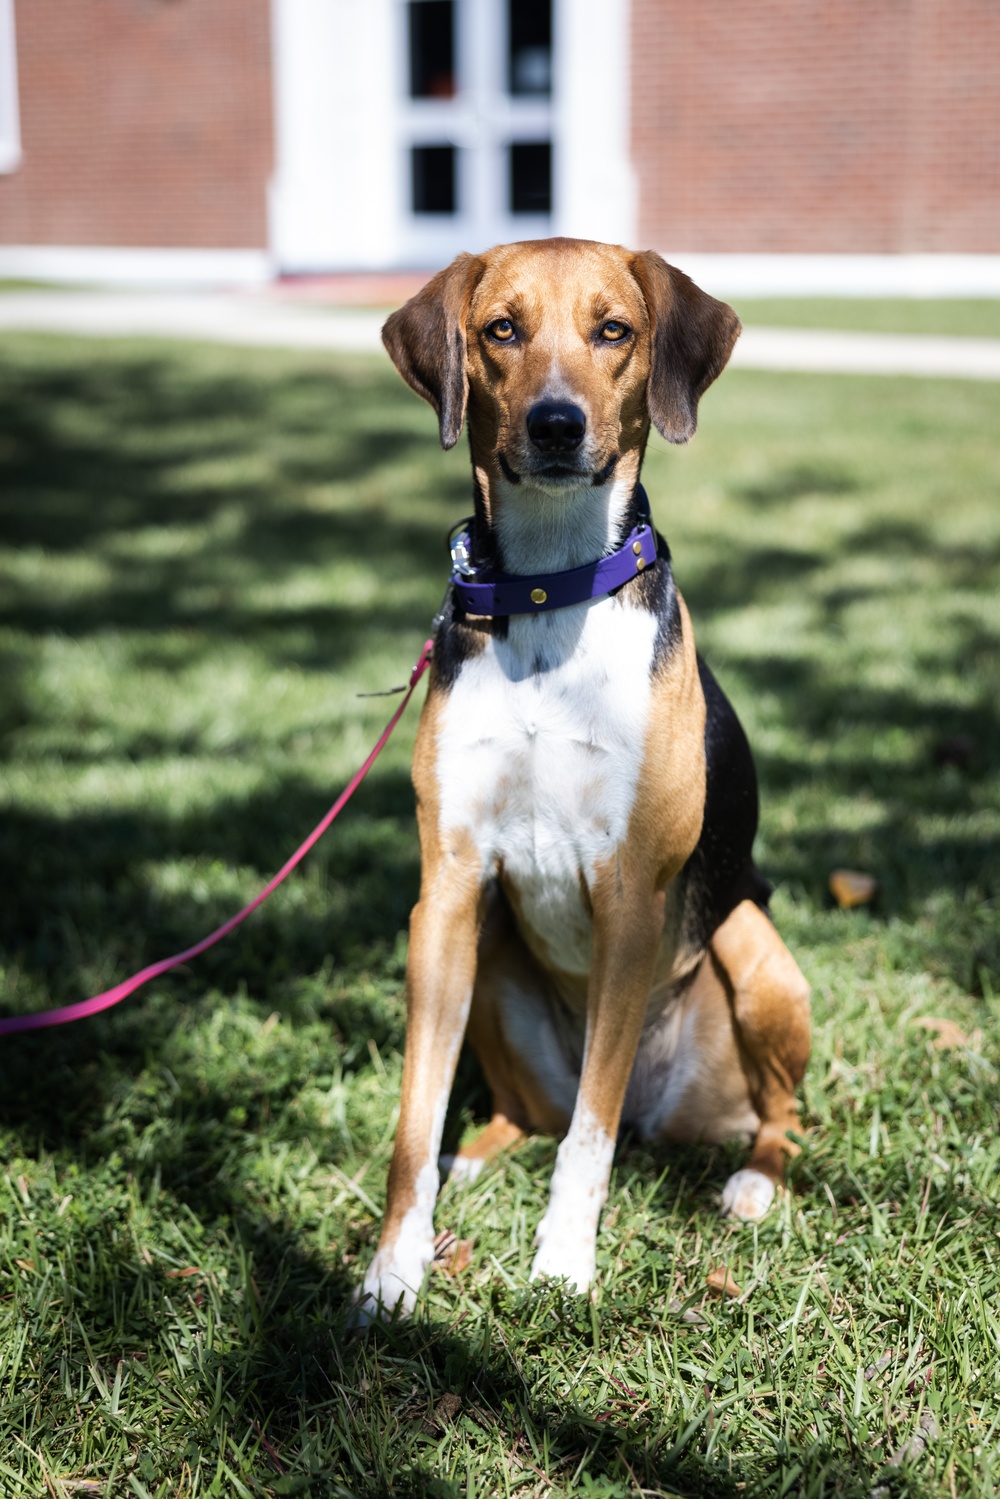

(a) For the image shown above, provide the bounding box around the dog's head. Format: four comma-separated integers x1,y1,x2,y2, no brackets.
382,238,740,495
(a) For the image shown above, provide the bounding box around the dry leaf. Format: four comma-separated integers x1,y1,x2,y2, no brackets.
829,869,878,908
436,1392,462,1422
888,1409,938,1467
165,1266,202,1279
14,1259,34,1273
432,1230,473,1277
912,1016,968,1050
423,1391,462,1434
865,1351,893,1380
667,1297,707,1326
707,1265,742,1298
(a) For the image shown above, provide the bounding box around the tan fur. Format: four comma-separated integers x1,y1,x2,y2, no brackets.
710,899,811,1179
376,690,485,1250
359,239,809,1316
463,240,655,512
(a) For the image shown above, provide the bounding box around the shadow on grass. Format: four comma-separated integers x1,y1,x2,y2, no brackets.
0,347,457,687
681,511,1000,938
7,1097,878,1497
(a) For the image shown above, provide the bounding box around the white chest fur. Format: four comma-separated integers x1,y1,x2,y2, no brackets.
436,598,659,974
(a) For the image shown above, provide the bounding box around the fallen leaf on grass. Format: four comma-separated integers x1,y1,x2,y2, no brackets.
912,1016,968,1050
888,1409,938,1467
432,1230,473,1277
707,1266,742,1298
14,1259,34,1273
667,1298,707,1326
829,869,878,907
165,1266,202,1279
423,1392,462,1435
865,1351,894,1380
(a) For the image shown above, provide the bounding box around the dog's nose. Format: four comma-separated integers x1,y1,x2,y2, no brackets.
526,402,586,454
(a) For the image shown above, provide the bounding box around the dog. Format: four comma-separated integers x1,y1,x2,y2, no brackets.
355,237,810,1320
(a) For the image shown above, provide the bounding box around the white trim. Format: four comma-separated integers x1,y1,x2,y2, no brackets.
553,0,636,245
269,0,399,273
0,246,273,288
0,0,20,173
661,253,1000,300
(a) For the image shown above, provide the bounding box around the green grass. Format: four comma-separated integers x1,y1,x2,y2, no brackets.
0,280,82,293
0,333,998,1498
732,298,1000,339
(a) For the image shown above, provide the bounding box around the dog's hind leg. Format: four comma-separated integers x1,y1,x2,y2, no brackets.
710,899,811,1220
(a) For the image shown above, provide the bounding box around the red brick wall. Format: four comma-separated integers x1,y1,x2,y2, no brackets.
632,0,1000,253
0,0,272,248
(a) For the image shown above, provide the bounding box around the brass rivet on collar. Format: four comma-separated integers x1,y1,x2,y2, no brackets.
632,540,642,554
530,587,547,604
636,557,645,571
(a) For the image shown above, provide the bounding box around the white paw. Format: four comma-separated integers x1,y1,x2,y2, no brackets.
721,1168,776,1221
350,1237,433,1325
439,1153,485,1186
530,1215,597,1292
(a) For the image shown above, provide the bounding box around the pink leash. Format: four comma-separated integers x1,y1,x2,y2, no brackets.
0,640,434,1037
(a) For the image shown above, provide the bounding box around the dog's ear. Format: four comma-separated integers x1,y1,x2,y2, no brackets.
630,251,741,444
381,253,485,450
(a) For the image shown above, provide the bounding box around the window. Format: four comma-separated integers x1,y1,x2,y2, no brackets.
508,0,551,97
510,141,551,215
409,0,456,100
412,144,457,214
397,0,554,255
0,0,20,173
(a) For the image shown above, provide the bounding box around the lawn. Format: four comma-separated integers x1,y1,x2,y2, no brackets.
0,331,998,1498
729,299,1000,339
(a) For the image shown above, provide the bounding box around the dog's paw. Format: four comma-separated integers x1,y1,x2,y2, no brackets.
349,1238,433,1327
721,1168,776,1221
529,1216,596,1293
439,1152,485,1186
348,1273,415,1329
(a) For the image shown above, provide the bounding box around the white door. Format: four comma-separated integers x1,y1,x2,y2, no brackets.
397,0,555,265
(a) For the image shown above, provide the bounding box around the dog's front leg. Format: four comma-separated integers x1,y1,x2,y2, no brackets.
531,879,665,1293
356,865,484,1321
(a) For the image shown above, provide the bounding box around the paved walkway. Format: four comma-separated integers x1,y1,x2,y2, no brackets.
1,290,999,379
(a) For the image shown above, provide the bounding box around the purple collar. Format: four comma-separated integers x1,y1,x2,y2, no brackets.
450,486,657,617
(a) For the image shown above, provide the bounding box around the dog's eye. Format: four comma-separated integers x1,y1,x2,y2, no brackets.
599,321,631,342
487,318,516,342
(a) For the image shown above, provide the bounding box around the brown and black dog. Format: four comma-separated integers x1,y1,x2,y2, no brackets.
355,238,810,1320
